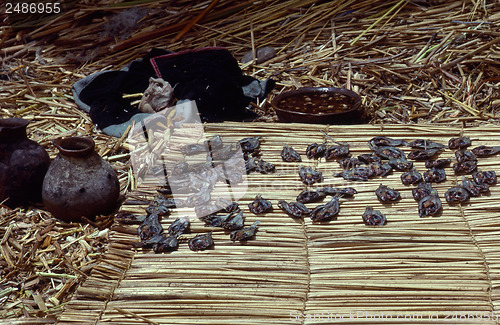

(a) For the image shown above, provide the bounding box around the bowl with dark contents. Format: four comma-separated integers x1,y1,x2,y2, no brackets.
271,87,362,124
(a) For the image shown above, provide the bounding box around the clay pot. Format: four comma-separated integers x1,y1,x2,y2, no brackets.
0,118,50,208
42,137,120,222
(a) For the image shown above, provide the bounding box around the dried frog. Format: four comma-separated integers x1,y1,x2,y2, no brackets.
444,186,469,203
408,139,445,150
222,210,245,230
278,200,311,218
425,158,451,169
375,184,400,202
412,182,434,201
472,170,497,185
138,214,163,240
248,194,273,214
401,169,422,185
281,145,302,162
334,166,374,181
296,190,327,203
306,142,327,159
418,190,442,218
188,232,214,251
448,136,471,150
230,220,260,241
299,165,323,185
310,196,340,222
362,206,387,226
324,143,350,160
423,168,446,183
368,136,408,148
168,217,191,237
471,145,500,157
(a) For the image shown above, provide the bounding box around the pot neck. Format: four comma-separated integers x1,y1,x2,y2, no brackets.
0,118,29,142
53,137,95,158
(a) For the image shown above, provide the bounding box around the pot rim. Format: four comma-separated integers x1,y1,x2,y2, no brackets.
271,87,361,120
53,137,95,157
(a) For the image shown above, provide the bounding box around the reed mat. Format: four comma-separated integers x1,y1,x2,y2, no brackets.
56,122,500,325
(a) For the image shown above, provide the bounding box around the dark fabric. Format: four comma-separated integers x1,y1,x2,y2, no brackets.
76,48,274,129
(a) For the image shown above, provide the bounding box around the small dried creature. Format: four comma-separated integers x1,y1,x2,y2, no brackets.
299,166,323,185
408,139,445,150
425,158,451,169
320,186,357,197
371,146,406,160
188,232,214,251
230,220,260,241
418,190,442,218
146,195,173,216
471,145,500,157
407,148,442,161
370,162,393,177
153,235,179,253
256,159,275,174
358,154,381,164
444,186,469,203
388,158,413,171
368,136,408,148
472,170,497,185
306,142,327,159
423,168,446,183
448,136,471,150
453,160,478,174
248,194,273,214
334,166,374,181
338,157,361,170
412,182,434,201
401,169,422,185
461,177,489,197
239,136,260,154
138,214,163,240
324,143,350,160
375,184,400,202
222,210,245,230
278,200,311,218
138,77,175,113
200,211,235,227
296,190,327,203
281,145,302,162
168,217,191,237
455,150,477,163
362,206,387,226
310,197,340,222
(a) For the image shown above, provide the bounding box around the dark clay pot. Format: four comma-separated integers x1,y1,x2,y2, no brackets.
42,137,120,222
0,118,50,208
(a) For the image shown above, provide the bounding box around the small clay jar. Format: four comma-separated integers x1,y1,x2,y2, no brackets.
42,137,120,222
0,118,50,208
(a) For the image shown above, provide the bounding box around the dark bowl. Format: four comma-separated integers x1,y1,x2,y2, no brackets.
271,87,362,124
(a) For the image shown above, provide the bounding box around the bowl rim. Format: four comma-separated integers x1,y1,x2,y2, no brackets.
271,87,361,118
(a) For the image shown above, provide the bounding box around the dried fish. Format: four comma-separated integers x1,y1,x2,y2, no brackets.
472,170,497,185
278,200,311,218
222,210,245,230
230,220,260,241
299,165,323,185
388,158,413,171
471,145,500,157
370,162,393,177
401,169,422,185
310,196,340,222
371,146,406,160
338,157,360,170
423,168,446,183
368,136,408,148
168,217,190,237
153,235,179,253
238,136,260,154
455,149,477,163
296,190,326,203
408,139,445,150
334,166,373,181
138,214,163,240
324,143,350,160
306,142,327,159
425,158,451,169
407,148,442,160
461,177,489,197
188,232,214,251
320,186,357,197
362,206,387,226
248,194,273,214
444,187,469,203
448,136,471,150
281,144,302,162
375,184,400,202
418,190,442,218
412,182,433,201
453,160,477,174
